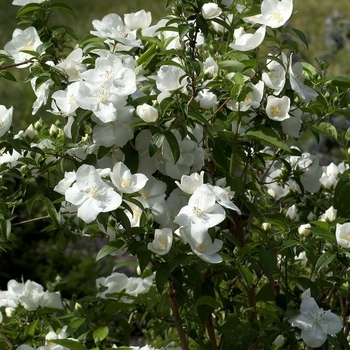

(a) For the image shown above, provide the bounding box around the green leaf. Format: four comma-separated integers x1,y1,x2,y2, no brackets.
278,240,299,252
155,263,170,294
327,76,350,88
287,28,308,49
315,252,336,274
178,23,190,41
16,3,43,17
164,130,180,163
0,71,16,82
93,326,109,343
334,177,350,218
96,241,125,262
346,127,350,142
50,2,76,18
149,132,165,157
218,60,246,73
311,122,337,140
245,127,291,152
259,249,277,278
237,265,254,287
309,227,336,245
196,296,219,309
50,340,88,350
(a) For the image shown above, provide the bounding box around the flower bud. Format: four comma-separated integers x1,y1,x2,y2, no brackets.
273,335,285,348
324,206,337,222
298,223,311,237
307,212,316,222
49,124,60,137
286,204,299,221
201,3,222,19
136,103,159,123
24,123,36,139
5,307,14,317
261,222,271,232
34,118,43,130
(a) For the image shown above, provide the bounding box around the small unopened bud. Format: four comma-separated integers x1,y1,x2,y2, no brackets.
273,335,285,348
298,223,311,237
307,212,316,222
34,118,43,130
262,222,271,232
49,124,60,137
20,165,29,174
5,307,14,317
24,124,36,139
286,204,299,221
324,206,337,222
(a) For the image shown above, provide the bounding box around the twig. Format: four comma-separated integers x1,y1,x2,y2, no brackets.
205,314,218,350
0,333,13,349
168,278,189,350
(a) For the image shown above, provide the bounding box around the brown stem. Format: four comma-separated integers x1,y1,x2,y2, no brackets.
247,286,258,349
0,333,13,349
205,314,218,350
168,278,189,350
1,61,29,70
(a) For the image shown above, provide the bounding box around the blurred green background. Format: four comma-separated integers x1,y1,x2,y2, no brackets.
1,0,350,296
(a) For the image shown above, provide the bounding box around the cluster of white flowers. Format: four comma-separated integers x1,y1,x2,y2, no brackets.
96,272,154,302
0,279,63,312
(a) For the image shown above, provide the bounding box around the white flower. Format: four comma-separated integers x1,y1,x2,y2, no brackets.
57,48,86,82
174,184,226,232
281,108,302,138
31,77,54,115
124,10,152,30
92,106,134,147
201,3,222,19
96,272,153,302
0,105,13,137
136,103,159,122
289,296,342,347
148,228,173,255
54,171,76,195
65,164,122,223
261,53,287,95
203,57,218,79
266,95,290,121
227,80,264,112
291,153,322,193
0,279,63,311
5,27,43,67
80,54,136,97
298,223,311,237
91,13,142,48
255,0,293,28
336,223,350,248
12,0,45,4
289,54,318,102
177,226,223,263
175,171,204,194
320,162,339,190
195,89,217,109
156,65,187,92
111,162,148,194
229,25,266,51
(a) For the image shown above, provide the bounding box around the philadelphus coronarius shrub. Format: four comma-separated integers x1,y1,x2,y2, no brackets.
2,0,350,348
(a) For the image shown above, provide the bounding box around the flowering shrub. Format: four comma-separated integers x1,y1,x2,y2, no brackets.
1,0,350,349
